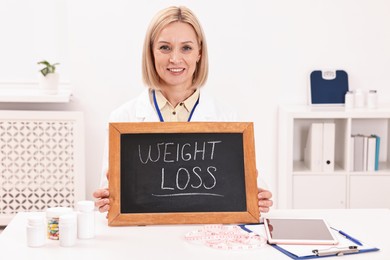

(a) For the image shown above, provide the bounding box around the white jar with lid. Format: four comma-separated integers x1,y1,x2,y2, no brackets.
354,89,365,108
344,91,354,109
367,90,378,109
59,213,77,247
77,200,95,239
26,215,46,247
46,207,73,240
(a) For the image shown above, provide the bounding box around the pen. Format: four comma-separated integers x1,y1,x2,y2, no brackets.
330,227,363,246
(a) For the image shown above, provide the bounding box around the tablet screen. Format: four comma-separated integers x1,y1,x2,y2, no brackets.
264,218,339,245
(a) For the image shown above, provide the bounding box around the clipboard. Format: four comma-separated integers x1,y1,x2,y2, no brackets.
239,223,379,259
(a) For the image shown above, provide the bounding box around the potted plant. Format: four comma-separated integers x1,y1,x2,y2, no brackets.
37,60,60,94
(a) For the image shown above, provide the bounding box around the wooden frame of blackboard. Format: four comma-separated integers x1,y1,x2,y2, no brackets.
107,122,259,226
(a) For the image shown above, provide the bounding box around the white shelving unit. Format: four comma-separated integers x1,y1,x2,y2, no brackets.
0,88,72,103
0,83,79,225
0,82,72,103
278,105,390,209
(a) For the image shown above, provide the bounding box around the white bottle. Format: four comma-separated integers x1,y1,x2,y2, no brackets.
367,90,378,109
26,215,46,247
354,89,365,108
46,206,73,240
344,91,354,109
77,200,95,239
59,213,77,247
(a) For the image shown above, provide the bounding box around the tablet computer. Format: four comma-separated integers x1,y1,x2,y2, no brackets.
264,218,339,245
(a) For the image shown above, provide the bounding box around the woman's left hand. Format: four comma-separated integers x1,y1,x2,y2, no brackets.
258,188,273,213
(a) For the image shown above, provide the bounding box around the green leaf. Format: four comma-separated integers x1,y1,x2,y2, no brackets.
37,60,59,76
40,67,49,76
37,60,50,66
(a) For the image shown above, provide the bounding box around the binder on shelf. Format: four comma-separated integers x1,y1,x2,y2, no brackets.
367,136,377,172
322,123,335,172
304,123,323,172
304,122,335,172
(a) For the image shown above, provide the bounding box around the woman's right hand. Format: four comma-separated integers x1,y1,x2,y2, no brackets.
93,188,110,213
93,170,110,213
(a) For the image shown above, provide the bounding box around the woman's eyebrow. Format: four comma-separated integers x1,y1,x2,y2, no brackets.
156,40,195,44
156,40,170,44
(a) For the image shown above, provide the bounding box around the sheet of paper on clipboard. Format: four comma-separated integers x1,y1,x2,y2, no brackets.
239,223,379,259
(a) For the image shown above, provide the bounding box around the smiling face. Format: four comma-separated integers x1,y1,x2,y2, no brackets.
153,22,201,90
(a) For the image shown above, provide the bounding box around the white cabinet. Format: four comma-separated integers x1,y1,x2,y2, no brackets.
278,105,390,209
349,175,390,208
0,110,85,225
293,175,346,209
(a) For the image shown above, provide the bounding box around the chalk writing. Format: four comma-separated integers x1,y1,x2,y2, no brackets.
138,141,221,164
136,140,222,197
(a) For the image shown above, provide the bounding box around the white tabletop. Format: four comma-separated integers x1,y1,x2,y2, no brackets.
0,208,389,259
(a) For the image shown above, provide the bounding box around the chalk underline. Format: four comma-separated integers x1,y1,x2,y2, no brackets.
152,193,224,197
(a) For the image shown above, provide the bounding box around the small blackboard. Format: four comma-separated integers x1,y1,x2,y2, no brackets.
108,122,259,226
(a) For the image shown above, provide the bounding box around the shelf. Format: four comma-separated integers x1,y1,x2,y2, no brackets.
279,105,390,209
292,160,390,175
0,88,72,103
293,161,344,173
281,104,390,118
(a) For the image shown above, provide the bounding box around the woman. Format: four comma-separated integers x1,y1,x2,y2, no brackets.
93,6,273,214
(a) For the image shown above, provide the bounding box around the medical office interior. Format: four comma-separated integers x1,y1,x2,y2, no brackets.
1,0,390,239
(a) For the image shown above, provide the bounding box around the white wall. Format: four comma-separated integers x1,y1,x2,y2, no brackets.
1,0,390,207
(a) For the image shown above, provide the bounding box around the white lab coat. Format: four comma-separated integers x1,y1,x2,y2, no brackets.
99,89,237,187
108,88,236,122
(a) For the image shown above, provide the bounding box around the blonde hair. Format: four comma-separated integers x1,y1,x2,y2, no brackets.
142,6,208,89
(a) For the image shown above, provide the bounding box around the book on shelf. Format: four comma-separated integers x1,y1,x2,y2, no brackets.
350,135,354,171
372,135,381,171
353,134,365,172
351,134,380,172
363,135,369,171
367,135,376,171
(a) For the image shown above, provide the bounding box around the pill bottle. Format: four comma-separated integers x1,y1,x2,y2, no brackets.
367,90,378,109
46,207,73,240
344,91,354,109
59,213,77,247
77,200,95,239
26,215,46,247
354,89,365,108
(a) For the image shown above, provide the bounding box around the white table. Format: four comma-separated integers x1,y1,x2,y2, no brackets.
0,209,389,259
